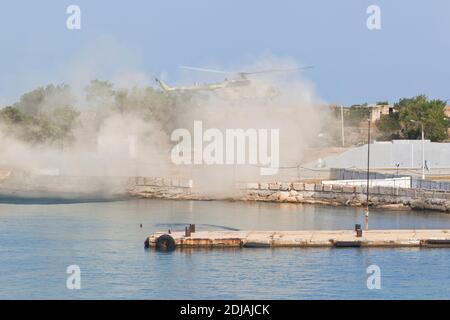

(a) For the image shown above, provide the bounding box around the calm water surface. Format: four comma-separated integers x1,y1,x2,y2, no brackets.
0,199,450,299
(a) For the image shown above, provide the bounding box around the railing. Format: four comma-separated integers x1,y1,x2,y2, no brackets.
330,168,450,191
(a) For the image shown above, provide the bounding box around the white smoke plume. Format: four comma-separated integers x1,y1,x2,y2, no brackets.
0,44,327,198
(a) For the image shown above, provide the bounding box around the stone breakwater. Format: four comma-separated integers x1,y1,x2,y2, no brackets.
127,178,450,213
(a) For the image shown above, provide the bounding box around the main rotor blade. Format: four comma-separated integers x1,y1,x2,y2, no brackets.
179,65,314,76
240,66,314,75
179,66,236,75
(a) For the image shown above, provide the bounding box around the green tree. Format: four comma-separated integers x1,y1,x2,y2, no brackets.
0,106,26,124
85,79,114,103
377,95,448,142
14,84,74,116
0,84,79,146
377,112,401,139
397,95,447,142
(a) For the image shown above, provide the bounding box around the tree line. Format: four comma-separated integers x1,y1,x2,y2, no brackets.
0,80,194,147
1,83,449,147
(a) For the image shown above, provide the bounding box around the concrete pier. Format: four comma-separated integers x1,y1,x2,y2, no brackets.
145,229,450,250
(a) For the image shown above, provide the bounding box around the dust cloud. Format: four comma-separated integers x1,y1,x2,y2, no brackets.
0,53,328,197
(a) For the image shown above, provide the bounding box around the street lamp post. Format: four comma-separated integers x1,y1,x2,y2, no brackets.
365,116,371,230
340,105,345,147
410,120,425,180
421,122,425,180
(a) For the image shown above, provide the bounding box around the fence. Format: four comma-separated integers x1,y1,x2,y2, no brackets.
330,168,450,191
412,179,450,191
329,168,408,180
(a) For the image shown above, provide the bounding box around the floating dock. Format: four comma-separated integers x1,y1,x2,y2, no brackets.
145,228,450,250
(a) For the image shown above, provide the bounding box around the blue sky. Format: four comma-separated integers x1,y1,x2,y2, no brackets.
1,0,449,105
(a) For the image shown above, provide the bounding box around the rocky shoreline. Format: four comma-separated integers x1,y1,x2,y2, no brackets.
128,178,450,213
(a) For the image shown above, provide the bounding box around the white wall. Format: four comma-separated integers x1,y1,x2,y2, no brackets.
322,177,411,188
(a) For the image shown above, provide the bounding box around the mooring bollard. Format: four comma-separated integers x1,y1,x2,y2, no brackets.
189,224,196,233
355,224,363,237
185,226,191,237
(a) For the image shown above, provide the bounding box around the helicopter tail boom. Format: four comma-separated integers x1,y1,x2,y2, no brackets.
155,78,174,91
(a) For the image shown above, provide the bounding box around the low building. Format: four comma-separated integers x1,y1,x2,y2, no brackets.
369,104,395,122
445,106,450,118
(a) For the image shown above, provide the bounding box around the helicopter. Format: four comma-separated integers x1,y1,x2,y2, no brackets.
154,65,313,95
